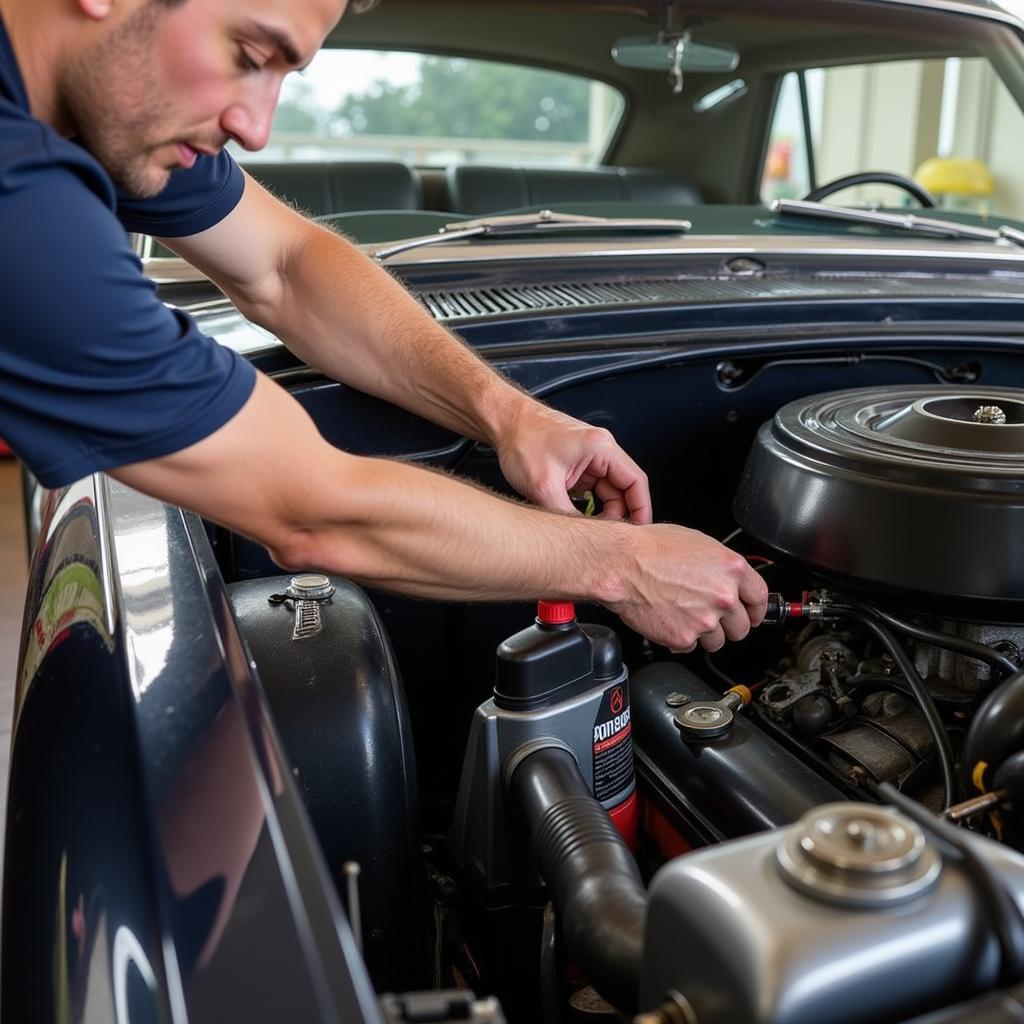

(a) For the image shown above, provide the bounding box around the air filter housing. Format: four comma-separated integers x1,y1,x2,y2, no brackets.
733,386,1024,613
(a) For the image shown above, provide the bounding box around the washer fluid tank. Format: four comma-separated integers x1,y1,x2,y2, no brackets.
733,385,1024,613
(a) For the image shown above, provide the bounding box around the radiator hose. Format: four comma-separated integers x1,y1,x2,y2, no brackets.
509,745,645,1013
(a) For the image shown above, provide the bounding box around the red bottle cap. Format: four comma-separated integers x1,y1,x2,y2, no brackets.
537,600,575,624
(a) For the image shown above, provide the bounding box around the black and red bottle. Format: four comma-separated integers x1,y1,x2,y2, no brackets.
493,601,637,848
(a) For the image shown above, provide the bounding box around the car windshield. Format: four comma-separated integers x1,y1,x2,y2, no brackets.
247,50,626,168
141,0,1024,253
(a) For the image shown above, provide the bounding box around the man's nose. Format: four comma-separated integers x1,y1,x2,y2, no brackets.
220,80,281,152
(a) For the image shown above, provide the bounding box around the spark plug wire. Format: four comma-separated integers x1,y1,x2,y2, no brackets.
763,593,958,809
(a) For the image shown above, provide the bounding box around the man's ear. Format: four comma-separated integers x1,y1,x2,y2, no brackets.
76,0,115,21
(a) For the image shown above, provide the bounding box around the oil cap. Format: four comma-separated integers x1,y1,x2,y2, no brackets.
287,573,336,601
537,600,575,625
776,803,941,908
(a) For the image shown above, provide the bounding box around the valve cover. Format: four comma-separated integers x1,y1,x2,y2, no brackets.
733,385,1024,613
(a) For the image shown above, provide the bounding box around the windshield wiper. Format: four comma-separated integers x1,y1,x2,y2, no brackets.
373,209,692,261
772,198,1024,249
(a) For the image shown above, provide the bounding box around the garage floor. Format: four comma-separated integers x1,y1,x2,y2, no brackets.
0,460,29,849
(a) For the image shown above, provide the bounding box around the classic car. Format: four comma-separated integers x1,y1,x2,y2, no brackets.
11,0,1024,1021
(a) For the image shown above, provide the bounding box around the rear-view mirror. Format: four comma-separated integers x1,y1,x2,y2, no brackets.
611,33,740,73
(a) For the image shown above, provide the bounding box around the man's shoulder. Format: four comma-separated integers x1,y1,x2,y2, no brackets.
117,152,245,239
0,96,116,210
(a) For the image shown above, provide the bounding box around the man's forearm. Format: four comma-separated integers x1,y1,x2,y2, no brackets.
112,375,764,652
114,374,627,603
236,218,529,447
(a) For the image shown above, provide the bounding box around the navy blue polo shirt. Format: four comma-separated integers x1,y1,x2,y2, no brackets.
0,15,256,487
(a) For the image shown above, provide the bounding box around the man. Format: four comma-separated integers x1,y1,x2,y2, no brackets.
0,0,767,652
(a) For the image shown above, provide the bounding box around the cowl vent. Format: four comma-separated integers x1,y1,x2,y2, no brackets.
416,279,699,319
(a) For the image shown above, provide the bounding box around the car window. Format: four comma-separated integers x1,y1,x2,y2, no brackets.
761,57,1024,217
237,49,625,168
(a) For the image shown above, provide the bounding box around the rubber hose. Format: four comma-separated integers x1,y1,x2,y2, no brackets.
510,746,645,1013
879,782,1024,986
827,605,958,808
861,605,1020,680
962,671,1024,795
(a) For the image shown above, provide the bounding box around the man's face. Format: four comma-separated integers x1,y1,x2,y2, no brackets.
61,0,346,198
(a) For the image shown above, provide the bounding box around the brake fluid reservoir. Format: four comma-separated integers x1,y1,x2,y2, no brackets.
450,602,634,896
641,802,1024,1024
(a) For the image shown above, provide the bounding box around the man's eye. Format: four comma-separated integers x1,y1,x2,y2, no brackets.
238,49,261,72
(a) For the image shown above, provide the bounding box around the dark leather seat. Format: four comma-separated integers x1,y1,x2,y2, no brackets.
444,164,701,214
245,160,424,215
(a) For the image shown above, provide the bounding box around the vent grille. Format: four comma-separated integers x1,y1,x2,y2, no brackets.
417,279,700,319
415,276,1022,322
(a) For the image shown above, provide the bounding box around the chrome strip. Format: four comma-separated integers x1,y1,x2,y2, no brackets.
141,257,208,284
153,235,1024,298
374,234,1024,267
95,474,119,637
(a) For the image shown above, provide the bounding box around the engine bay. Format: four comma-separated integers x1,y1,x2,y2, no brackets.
225,378,1024,1024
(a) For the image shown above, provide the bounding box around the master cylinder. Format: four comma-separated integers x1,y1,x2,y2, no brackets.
641,800,1024,1024
450,601,635,899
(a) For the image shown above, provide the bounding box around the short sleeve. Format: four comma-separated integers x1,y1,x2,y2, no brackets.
116,150,245,238
0,161,256,487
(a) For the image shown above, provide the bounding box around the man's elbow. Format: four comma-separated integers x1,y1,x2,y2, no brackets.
222,271,289,334
261,520,375,583
263,526,329,575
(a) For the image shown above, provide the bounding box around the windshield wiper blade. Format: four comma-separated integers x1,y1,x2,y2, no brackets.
772,198,1024,249
373,209,692,261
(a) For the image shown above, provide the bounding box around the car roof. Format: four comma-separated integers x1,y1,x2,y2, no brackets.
328,0,1024,84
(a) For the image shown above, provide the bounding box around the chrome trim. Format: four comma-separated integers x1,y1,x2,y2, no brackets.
373,234,1024,267
141,256,208,284
127,233,153,260
149,232,1024,289
95,476,119,637
291,600,325,640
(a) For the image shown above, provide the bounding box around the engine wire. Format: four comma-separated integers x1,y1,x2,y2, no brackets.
857,603,1020,681
878,781,1024,987
823,604,958,809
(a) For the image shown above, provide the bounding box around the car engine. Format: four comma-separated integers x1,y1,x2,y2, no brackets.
731,385,1024,818
428,385,1024,1024
230,384,1024,1024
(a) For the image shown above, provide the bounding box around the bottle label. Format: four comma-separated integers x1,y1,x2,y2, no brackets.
592,680,635,805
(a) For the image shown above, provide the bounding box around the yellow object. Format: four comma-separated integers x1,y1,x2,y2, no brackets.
972,760,989,794
991,810,1005,842
914,157,994,197
728,684,752,706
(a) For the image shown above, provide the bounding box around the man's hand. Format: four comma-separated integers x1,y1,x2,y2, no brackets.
494,402,653,524
607,524,768,652
170,183,652,526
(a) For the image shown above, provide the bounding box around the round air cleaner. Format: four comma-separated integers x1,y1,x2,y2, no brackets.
733,385,1024,612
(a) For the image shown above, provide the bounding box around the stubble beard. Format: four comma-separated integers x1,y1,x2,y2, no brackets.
59,6,178,198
